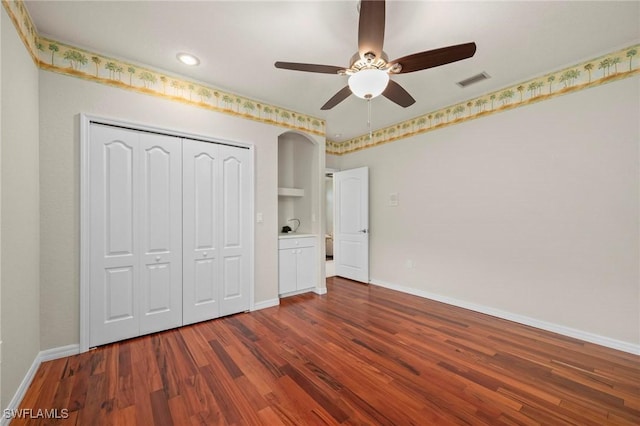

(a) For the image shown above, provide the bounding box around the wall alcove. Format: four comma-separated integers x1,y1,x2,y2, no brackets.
277,131,326,296
277,132,320,235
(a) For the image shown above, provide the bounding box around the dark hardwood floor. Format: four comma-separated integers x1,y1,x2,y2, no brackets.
16,277,640,425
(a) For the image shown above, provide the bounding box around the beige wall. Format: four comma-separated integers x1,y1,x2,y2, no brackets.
336,77,640,346
326,154,340,170
38,70,323,350
1,8,3,406
1,9,41,408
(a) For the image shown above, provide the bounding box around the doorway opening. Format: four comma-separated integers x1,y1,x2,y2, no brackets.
325,169,337,277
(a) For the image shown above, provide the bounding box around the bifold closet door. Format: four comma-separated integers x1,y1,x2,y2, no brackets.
219,144,251,316
182,141,221,324
89,124,182,347
183,141,251,324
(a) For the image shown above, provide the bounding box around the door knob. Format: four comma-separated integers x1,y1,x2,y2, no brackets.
359,229,368,234
155,256,161,262
203,252,208,257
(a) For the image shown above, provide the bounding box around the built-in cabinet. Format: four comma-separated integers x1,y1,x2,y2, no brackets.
278,236,317,295
86,122,252,348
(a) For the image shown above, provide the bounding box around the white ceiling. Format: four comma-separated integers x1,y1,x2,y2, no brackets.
25,1,640,142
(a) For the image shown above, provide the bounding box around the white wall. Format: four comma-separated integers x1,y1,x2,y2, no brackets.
38,70,323,350
336,77,639,347
1,9,41,408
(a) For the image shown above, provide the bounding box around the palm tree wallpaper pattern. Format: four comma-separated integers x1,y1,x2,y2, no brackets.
3,0,638,155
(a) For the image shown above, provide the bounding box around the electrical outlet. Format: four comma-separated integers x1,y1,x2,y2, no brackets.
256,212,263,223
405,259,414,269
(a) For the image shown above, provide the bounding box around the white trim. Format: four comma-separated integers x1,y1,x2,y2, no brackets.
370,278,640,356
248,145,256,315
279,288,316,298
2,345,79,425
251,298,280,311
79,114,91,353
38,344,80,363
79,113,256,353
314,286,327,295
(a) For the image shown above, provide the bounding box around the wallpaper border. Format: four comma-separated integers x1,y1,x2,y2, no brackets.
2,0,326,137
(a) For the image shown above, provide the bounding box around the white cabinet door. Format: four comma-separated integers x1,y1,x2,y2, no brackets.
182,140,220,325
219,145,251,316
138,133,183,335
89,126,183,346
278,248,297,294
296,245,317,290
278,237,317,295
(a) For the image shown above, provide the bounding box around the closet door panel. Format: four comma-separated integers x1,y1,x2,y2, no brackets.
194,258,217,303
104,267,135,321
139,134,183,334
105,142,135,256
90,125,140,347
183,140,221,325
219,146,251,315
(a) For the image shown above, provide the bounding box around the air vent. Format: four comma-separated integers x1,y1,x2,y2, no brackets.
456,72,491,88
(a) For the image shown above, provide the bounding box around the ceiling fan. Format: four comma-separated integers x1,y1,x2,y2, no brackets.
274,0,477,110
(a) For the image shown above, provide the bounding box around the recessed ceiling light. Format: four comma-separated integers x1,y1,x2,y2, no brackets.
177,52,200,66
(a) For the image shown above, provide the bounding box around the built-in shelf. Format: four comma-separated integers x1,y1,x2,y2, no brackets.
278,187,304,197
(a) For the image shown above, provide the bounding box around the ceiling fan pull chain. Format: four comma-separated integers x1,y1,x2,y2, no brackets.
368,98,373,140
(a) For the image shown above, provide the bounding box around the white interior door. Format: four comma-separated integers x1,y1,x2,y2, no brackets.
183,140,221,325
89,125,183,346
219,145,251,316
183,142,251,323
138,133,182,335
90,124,140,346
334,167,369,283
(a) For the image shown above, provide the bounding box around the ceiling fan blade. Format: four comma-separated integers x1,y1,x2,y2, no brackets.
321,86,352,110
382,80,415,108
275,62,344,74
389,42,477,74
358,0,385,60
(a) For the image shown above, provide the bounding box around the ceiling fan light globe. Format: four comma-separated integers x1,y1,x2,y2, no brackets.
348,69,389,99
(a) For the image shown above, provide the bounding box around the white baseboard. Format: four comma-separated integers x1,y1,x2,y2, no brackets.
251,298,279,311
325,260,335,278
370,278,640,355
38,344,81,363
314,286,327,295
2,344,80,425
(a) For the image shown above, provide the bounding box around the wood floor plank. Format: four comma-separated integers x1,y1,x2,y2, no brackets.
13,277,640,425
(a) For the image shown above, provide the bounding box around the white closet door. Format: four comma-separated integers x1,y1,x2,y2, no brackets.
89,125,183,346
182,140,221,324
90,125,141,346
138,133,183,334
219,145,251,316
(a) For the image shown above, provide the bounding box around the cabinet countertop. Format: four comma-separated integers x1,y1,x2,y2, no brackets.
278,233,316,240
